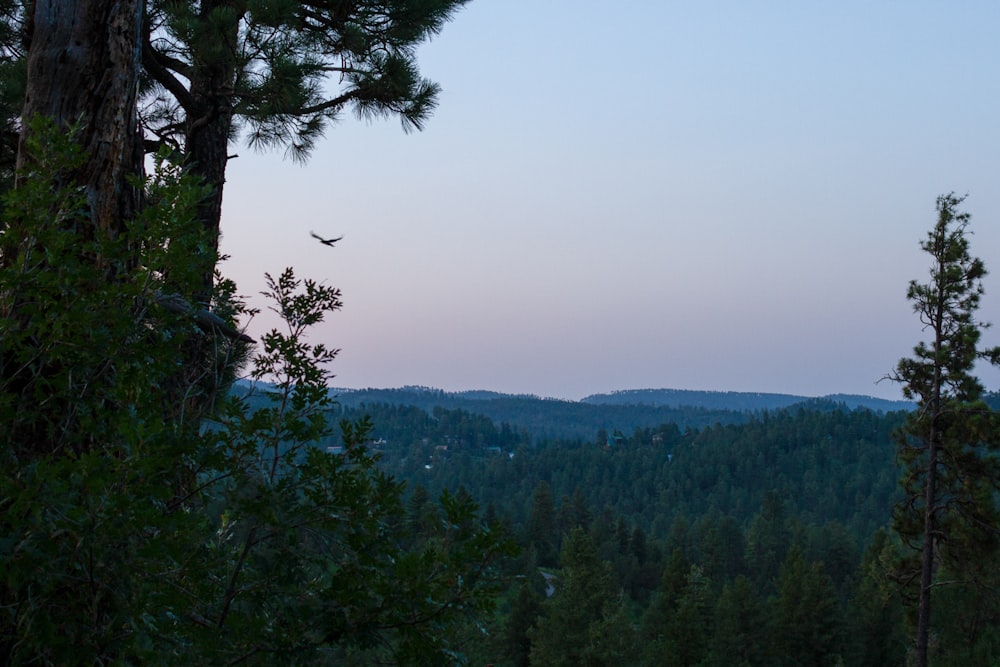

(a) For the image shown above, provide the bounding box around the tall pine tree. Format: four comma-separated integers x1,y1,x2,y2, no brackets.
890,193,1000,667
528,528,636,667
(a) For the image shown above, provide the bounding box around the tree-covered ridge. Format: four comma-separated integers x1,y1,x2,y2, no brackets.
330,386,754,441
339,402,906,547
342,401,918,665
329,394,1000,665
583,387,913,413
328,384,913,440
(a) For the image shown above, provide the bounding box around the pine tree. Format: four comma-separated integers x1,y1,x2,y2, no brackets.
503,582,542,667
745,489,790,591
710,575,765,667
847,529,906,666
16,0,143,237
527,480,558,567
768,545,844,666
890,193,1000,667
0,0,474,425
640,548,690,664
667,565,714,666
528,528,635,667
1,83,513,667
141,0,473,298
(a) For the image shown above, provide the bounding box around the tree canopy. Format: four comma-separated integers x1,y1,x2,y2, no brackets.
141,0,472,295
891,193,1000,667
0,2,523,664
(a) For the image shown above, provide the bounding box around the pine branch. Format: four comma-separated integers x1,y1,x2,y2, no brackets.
142,38,195,113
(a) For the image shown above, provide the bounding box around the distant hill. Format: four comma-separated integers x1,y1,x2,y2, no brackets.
323,385,911,442
328,386,748,440
581,388,913,413
233,381,911,442
815,393,914,412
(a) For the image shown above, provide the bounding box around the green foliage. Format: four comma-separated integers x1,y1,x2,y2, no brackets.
1,120,240,663
526,481,557,567
745,490,791,592
503,581,543,667
334,386,749,440
890,194,1000,665
1,119,216,456
528,528,637,667
0,128,514,665
318,386,926,665
372,402,903,551
710,575,764,666
768,545,844,666
847,529,906,666
646,564,714,666
143,0,473,160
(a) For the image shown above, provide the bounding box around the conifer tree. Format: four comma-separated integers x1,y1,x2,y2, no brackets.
503,581,542,667
710,575,765,666
639,548,690,663
0,151,514,660
665,565,714,665
528,528,635,667
847,529,906,666
141,0,472,298
745,489,790,591
769,545,844,666
0,3,512,660
18,0,143,235
0,0,472,296
890,193,1000,667
527,480,558,566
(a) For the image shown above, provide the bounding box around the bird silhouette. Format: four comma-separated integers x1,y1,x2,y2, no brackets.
310,231,343,247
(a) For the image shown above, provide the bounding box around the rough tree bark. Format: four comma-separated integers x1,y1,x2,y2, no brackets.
0,0,144,455
18,0,143,248
183,0,242,301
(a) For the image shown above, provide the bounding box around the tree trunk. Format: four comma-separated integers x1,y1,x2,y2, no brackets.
1,0,143,456
916,250,949,667
18,0,143,250
916,429,938,667
185,0,243,303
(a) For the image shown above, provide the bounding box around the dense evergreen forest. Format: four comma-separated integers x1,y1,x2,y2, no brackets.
328,386,749,440
311,390,1000,666
328,384,914,440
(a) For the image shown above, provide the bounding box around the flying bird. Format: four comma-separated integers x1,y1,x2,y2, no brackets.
310,231,343,247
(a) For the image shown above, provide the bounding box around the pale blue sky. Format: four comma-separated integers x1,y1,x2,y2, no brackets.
221,1,1000,400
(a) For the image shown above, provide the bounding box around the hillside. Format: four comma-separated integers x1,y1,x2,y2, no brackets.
368,403,908,545
582,388,913,413
328,385,911,441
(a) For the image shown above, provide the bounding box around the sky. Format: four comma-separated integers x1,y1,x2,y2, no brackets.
220,1,1000,401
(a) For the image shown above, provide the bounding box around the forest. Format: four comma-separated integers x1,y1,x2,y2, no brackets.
313,394,982,666
3,1,1000,666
